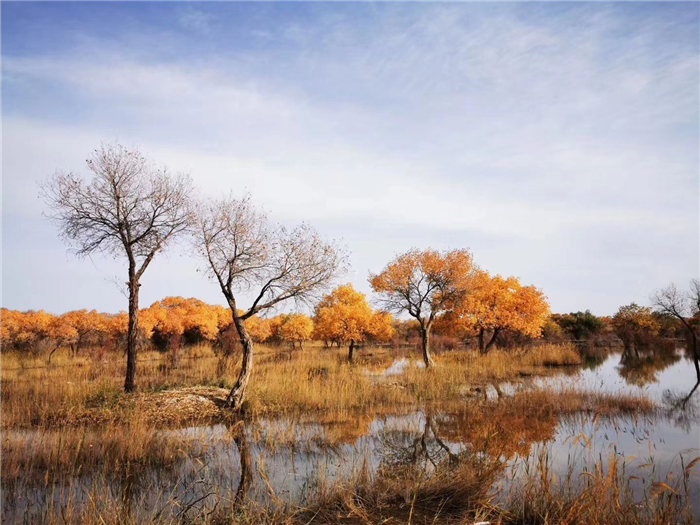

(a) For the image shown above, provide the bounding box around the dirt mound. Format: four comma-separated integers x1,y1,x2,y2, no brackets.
137,386,231,426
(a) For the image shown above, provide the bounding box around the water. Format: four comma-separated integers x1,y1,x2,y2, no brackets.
3,349,699,523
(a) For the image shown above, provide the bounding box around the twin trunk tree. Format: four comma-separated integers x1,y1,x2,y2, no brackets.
42,143,193,392
196,195,345,409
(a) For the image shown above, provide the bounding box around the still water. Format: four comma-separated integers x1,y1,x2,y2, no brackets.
4,350,699,523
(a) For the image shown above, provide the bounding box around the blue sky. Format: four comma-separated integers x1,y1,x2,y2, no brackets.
2,2,698,316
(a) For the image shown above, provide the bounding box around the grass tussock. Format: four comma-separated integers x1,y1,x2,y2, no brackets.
199,446,697,525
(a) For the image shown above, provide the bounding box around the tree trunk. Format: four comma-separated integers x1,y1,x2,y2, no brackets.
233,424,252,508
48,344,60,365
348,339,355,362
478,328,485,353
226,315,254,410
680,318,700,383
421,325,434,368
124,277,139,393
691,331,700,383
484,328,501,354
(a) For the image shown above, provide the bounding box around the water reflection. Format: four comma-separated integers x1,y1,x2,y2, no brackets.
618,345,681,387
3,352,700,523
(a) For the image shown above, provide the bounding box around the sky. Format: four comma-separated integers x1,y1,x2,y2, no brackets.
2,2,698,317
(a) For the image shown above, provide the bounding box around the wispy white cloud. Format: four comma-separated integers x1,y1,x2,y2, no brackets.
177,6,215,34
2,3,697,314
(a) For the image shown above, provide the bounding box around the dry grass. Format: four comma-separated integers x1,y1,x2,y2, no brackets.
501,450,697,524
2,342,683,525
1,421,210,484
196,431,696,525
1,342,584,428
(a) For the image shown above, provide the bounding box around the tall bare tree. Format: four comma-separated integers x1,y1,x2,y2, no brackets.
195,194,346,409
41,143,193,392
652,281,700,402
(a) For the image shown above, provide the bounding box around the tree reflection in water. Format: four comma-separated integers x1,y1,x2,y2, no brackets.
618,345,681,387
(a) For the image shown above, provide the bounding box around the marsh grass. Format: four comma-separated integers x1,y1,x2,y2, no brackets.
1,395,680,524
1,343,583,428
2,342,689,525
501,450,697,524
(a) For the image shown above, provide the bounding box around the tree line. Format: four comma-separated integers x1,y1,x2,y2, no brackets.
31,143,699,409
0,294,394,357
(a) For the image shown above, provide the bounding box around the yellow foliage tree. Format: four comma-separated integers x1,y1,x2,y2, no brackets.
59,310,108,355
367,311,396,344
46,315,79,363
267,315,286,343
7,310,54,351
313,284,372,357
370,249,476,367
449,271,549,353
143,297,221,348
313,284,396,360
612,303,660,356
279,313,314,349
246,315,273,343
107,312,129,343
0,309,22,348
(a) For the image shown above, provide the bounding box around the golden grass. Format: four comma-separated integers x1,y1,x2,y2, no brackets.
1,421,210,484
0,343,615,429
0,339,678,525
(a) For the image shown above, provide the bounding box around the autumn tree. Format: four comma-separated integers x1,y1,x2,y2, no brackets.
46,314,78,363
245,315,273,344
552,310,603,341
2,310,54,352
314,284,395,361
279,313,314,349
195,194,345,409
42,143,193,392
612,303,660,357
370,249,476,367
266,315,286,345
314,284,371,359
367,311,396,345
143,297,221,349
0,309,21,349
447,271,549,353
60,310,107,355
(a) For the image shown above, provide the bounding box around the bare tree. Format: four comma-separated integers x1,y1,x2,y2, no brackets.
195,194,346,410
652,281,700,395
41,143,193,392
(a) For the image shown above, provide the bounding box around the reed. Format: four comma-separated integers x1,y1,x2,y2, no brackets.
0,343,629,428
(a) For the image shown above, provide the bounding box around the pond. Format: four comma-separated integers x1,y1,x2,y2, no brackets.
3,349,699,523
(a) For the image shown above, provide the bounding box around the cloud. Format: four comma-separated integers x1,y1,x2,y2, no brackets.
2,2,697,314
177,6,215,34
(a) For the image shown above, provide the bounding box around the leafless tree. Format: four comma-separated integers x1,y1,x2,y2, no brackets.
652,281,700,399
691,279,700,315
41,143,193,392
195,194,346,410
